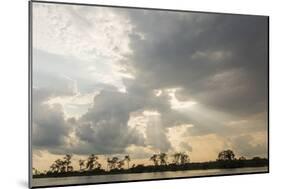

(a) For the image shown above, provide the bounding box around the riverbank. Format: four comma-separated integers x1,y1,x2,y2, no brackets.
33,158,268,178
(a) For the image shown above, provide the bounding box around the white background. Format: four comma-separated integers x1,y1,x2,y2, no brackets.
0,0,279,188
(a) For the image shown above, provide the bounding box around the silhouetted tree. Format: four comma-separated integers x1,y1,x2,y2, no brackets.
217,149,235,161
63,154,73,172
86,154,99,170
150,154,159,166
159,153,168,165
32,167,40,175
173,152,190,165
53,159,65,173
50,164,57,173
173,153,182,165
78,159,85,171
180,152,190,164
35,151,268,178
60,166,66,173
239,156,246,160
252,156,262,160
124,155,131,169
95,162,101,169
117,160,125,169
107,157,119,170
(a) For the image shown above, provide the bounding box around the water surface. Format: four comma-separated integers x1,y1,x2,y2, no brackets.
33,166,268,187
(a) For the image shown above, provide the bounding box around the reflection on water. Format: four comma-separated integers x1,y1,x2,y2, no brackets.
33,166,268,187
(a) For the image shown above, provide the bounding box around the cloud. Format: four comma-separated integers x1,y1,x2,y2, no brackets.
125,10,268,117
32,88,72,149
145,114,172,152
231,134,268,158
33,3,138,94
166,124,193,153
73,90,146,154
32,73,79,152
72,88,186,154
125,145,159,159
179,141,193,152
119,9,268,141
32,3,268,161
33,3,133,61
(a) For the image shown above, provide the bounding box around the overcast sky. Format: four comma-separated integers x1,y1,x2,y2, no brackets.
32,2,268,171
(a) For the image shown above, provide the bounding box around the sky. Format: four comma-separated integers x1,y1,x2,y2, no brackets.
32,2,268,171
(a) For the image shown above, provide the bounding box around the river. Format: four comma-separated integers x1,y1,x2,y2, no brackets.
32,166,268,187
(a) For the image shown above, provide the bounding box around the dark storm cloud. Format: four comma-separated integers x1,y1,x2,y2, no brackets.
124,79,191,127
32,72,79,150
33,5,268,158
32,88,72,148
75,90,146,154
73,88,183,154
73,10,268,154
125,10,268,117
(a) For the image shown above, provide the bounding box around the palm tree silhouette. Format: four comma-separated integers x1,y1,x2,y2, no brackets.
111,157,119,169
117,159,125,169
86,154,99,170
180,152,190,164
78,159,85,171
95,162,101,169
107,157,119,170
50,164,57,173
150,154,159,166
53,159,64,172
106,158,111,171
63,154,72,172
159,153,168,165
173,152,181,165
172,152,190,165
124,155,131,169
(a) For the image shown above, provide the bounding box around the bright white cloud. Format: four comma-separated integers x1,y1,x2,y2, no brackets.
165,88,197,110
33,4,133,61
33,3,136,94
166,124,193,152
46,91,99,118
191,50,233,62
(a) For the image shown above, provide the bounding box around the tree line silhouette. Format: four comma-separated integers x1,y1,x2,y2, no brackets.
33,149,268,178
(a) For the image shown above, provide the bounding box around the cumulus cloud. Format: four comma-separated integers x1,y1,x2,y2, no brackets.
33,3,133,61
32,2,268,162
32,66,79,152
72,88,185,154
126,10,268,117
74,90,146,154
32,88,72,149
